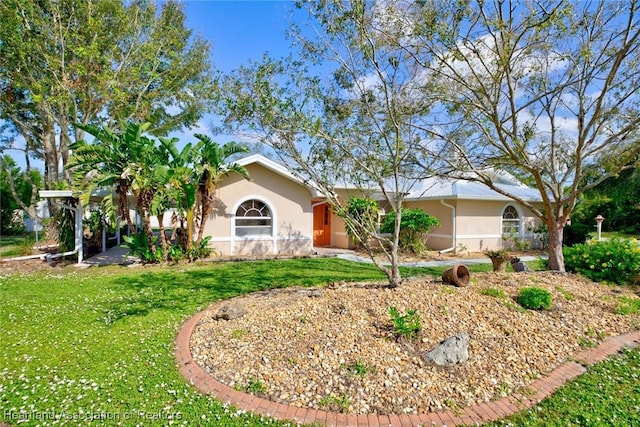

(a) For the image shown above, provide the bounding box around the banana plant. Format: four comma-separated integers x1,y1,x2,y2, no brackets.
193,134,250,245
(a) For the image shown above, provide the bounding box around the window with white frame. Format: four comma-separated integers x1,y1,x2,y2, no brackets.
235,199,272,237
502,205,520,236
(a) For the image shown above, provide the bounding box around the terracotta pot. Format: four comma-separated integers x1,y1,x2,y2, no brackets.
441,264,470,287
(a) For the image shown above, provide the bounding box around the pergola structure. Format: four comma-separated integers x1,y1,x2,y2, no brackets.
38,190,84,263
38,189,128,264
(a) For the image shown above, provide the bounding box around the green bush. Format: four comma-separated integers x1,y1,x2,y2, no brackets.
564,238,640,285
388,306,422,340
563,223,593,247
380,208,440,254
517,287,552,310
342,196,379,248
122,233,162,263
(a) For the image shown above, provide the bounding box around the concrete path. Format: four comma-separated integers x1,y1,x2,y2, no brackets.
335,252,544,268
82,244,545,268
81,245,139,267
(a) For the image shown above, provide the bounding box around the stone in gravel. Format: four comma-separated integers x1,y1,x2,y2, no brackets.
422,332,470,366
510,257,531,272
213,301,246,320
298,289,322,297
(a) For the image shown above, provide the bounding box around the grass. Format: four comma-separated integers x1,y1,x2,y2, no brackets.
341,359,376,378
0,258,434,426
614,296,640,315
478,287,506,298
0,233,34,257
486,348,640,426
600,231,640,240
318,393,350,413
1,257,637,426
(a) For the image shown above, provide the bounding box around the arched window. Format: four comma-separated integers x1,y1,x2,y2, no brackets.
502,205,520,236
235,199,272,237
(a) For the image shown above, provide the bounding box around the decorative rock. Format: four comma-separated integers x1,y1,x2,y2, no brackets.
510,257,531,272
422,332,470,366
213,301,246,320
190,271,639,415
298,288,322,297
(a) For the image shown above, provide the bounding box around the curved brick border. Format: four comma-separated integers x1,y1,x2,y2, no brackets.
175,309,640,426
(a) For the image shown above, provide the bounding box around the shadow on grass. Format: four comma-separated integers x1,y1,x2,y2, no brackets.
102,258,420,324
100,258,493,324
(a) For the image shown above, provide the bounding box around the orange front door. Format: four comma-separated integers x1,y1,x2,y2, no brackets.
313,203,331,246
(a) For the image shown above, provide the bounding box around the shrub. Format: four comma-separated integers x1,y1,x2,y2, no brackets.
563,223,593,247
380,208,440,254
388,306,421,340
564,238,640,285
479,287,506,299
52,200,77,253
122,233,162,264
342,197,379,248
517,287,552,310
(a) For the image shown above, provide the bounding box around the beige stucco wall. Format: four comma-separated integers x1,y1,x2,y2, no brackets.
203,163,313,256
328,188,372,249
405,199,543,252
404,199,456,251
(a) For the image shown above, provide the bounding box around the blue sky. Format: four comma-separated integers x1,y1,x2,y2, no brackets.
175,1,298,143
183,1,295,73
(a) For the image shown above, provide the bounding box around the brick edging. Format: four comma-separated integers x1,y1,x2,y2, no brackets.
175,309,640,427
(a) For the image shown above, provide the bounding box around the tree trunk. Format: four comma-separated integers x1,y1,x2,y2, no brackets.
388,243,402,288
136,189,157,254
547,219,566,272
58,116,71,183
186,208,194,252
40,105,60,187
196,189,213,245
157,212,168,262
386,208,403,288
142,213,156,254
117,184,135,234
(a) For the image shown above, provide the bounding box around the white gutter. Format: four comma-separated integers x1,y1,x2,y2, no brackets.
46,250,79,262
438,199,456,255
3,254,48,262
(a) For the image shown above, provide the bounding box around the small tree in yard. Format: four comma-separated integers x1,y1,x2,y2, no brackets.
408,0,640,271
380,209,440,254
218,1,443,287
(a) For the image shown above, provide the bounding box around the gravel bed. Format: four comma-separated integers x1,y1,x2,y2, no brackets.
190,271,640,415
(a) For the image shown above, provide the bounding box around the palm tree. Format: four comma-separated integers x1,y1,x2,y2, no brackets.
159,136,199,251
150,165,174,261
128,138,166,254
194,134,250,245
68,122,154,234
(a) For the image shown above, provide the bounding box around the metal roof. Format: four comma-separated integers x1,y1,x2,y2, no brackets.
405,177,543,202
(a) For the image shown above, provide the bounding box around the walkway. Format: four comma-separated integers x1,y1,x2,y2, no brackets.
83,244,543,269
334,252,543,268
80,246,139,267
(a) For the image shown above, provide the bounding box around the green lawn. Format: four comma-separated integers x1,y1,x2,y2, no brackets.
600,231,640,241
0,233,34,258
0,258,637,426
486,348,640,426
